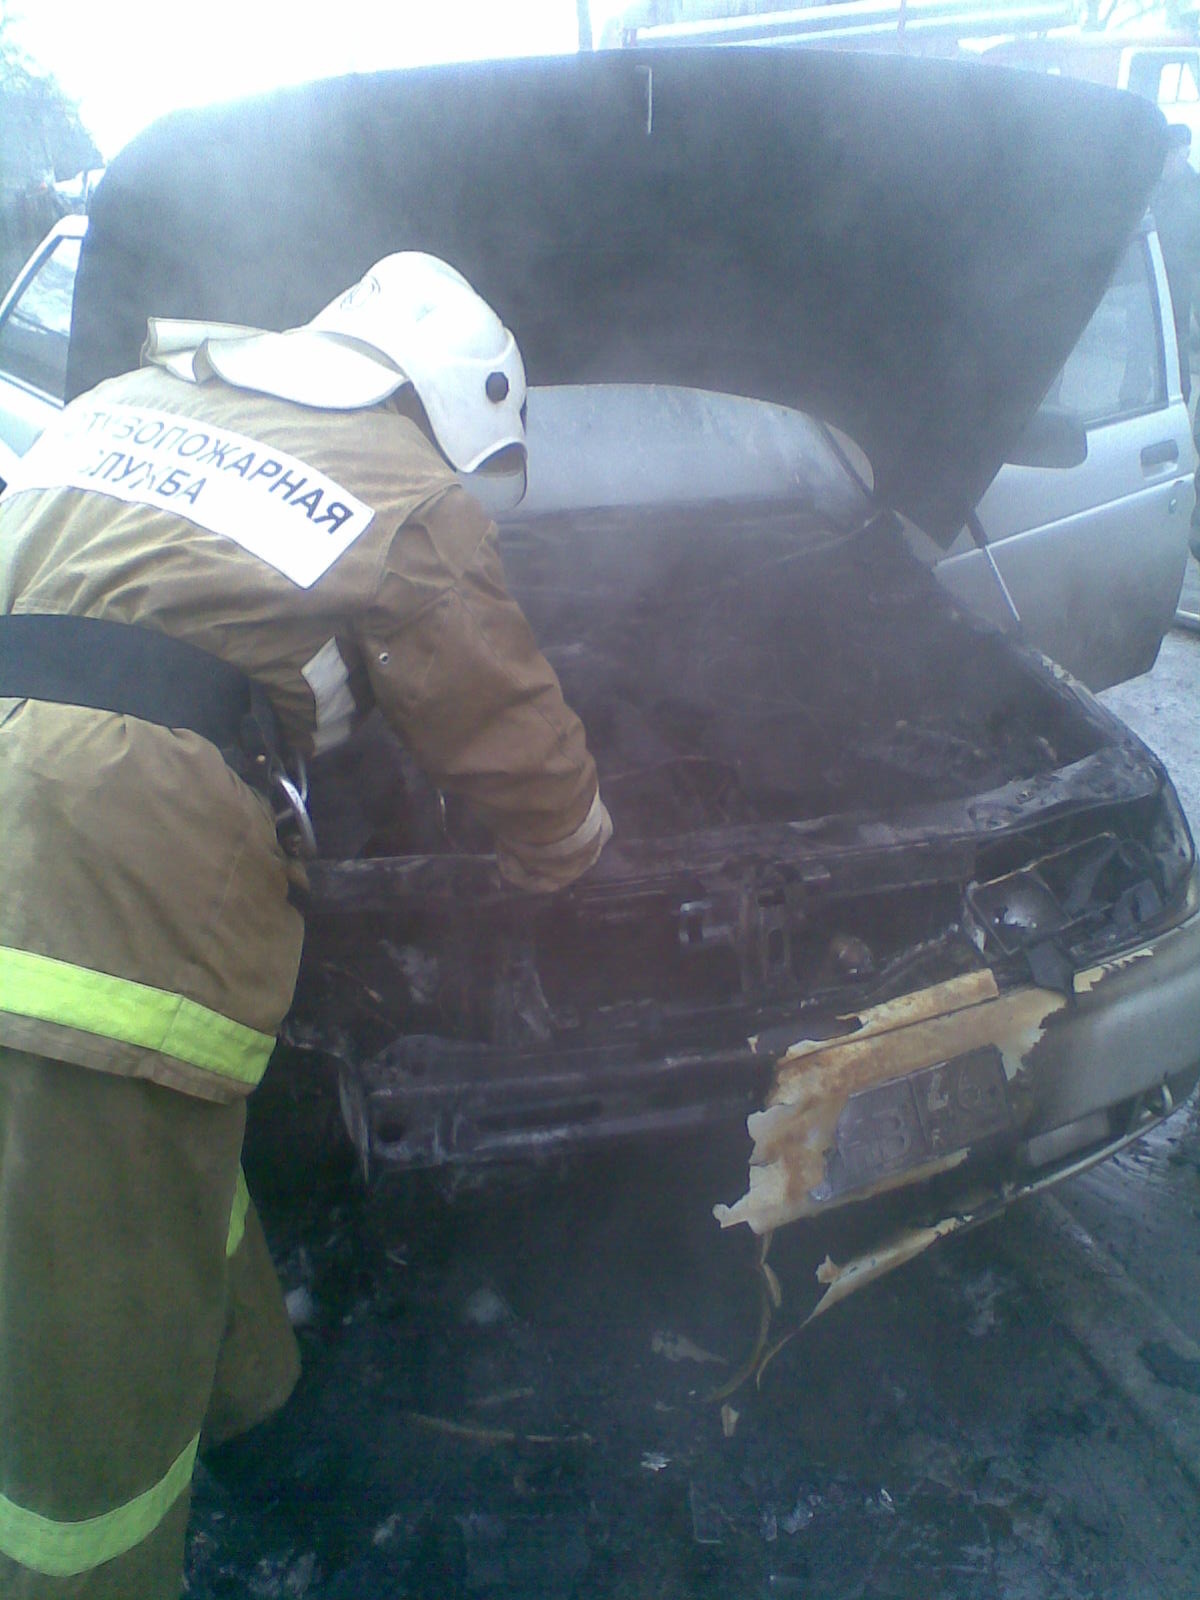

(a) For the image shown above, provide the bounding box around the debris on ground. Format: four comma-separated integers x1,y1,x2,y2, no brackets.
650,1328,726,1365
461,1286,513,1327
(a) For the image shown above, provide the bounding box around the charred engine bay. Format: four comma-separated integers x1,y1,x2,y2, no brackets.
509,509,1092,827
296,511,1184,1169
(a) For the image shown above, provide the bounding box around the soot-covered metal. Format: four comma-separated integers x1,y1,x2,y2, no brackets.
73,48,1164,542
294,510,1194,1193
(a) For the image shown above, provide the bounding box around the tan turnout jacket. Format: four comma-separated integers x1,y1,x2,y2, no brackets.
0,365,604,1101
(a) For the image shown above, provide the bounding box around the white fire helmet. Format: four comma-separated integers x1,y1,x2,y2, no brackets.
189,254,527,475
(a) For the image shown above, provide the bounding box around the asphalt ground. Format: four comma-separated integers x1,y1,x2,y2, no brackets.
188,564,1200,1600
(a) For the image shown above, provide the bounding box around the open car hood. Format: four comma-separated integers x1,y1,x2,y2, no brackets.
70,48,1165,544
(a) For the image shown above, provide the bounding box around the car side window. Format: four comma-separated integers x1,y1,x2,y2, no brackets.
1052,239,1165,426
1160,58,1200,105
0,236,82,403
1127,52,1200,105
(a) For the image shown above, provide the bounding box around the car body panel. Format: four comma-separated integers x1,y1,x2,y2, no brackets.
716,880,1200,1235
937,227,1196,688
71,49,1165,546
938,472,1193,688
0,215,85,468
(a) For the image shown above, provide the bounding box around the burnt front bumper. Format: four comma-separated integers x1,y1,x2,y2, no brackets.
716,875,1200,1234
329,877,1200,1240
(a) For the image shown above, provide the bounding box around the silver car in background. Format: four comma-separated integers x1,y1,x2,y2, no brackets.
937,219,1195,689
0,213,85,488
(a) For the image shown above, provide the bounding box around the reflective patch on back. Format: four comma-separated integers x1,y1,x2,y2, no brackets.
4,403,373,589
301,637,357,754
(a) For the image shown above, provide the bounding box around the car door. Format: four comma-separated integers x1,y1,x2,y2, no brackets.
0,218,84,486
935,228,1195,690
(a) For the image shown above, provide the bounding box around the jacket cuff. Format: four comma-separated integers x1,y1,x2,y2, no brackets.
496,792,613,892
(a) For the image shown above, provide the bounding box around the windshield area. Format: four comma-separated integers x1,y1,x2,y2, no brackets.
495,383,874,522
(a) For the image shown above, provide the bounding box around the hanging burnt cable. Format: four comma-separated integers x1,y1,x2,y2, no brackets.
704,1231,781,1405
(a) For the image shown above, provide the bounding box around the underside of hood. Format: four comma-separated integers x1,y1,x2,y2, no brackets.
71,48,1165,542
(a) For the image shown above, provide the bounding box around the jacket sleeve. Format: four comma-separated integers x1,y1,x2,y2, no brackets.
357,484,610,890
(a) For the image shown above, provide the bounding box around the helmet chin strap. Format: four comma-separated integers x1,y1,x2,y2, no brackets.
391,388,527,512
458,460,528,515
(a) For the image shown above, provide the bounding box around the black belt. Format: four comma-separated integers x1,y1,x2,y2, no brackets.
0,611,284,786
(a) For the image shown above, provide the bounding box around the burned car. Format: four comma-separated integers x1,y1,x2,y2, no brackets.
64,49,1200,1310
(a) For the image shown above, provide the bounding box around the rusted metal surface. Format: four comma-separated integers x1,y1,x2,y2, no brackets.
717,899,1200,1244
715,970,1067,1233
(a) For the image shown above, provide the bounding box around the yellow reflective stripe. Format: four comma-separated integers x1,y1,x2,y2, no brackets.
227,1167,250,1257
0,946,274,1085
0,1433,198,1577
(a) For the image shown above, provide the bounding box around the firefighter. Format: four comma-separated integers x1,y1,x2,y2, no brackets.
0,252,611,1598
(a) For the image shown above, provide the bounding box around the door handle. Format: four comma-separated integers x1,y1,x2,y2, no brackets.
1141,440,1180,471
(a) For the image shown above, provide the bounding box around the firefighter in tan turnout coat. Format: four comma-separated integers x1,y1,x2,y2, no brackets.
0,253,611,1597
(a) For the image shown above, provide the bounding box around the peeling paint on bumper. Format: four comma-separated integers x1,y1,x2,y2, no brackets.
716,898,1200,1236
